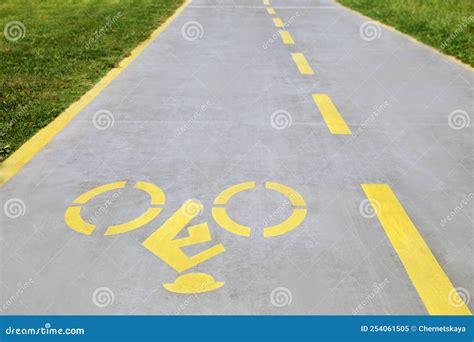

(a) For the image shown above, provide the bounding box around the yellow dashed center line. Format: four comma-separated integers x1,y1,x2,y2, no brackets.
312,94,351,135
266,7,276,15
279,30,294,44
291,53,314,75
272,17,284,28
263,0,270,5
361,184,472,315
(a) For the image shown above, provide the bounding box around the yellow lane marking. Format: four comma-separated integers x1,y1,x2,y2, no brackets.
104,208,162,236
279,30,294,44
273,18,284,28
213,181,256,205
266,7,276,15
264,208,307,238
266,181,306,206
212,207,252,237
312,94,351,135
64,207,96,235
0,0,192,187
134,181,165,205
263,0,270,5
72,181,127,204
361,184,472,315
291,53,314,75
142,199,225,273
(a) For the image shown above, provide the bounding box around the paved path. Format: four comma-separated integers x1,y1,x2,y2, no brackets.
1,0,472,315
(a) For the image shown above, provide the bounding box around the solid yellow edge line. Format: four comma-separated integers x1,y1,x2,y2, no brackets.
312,94,351,135
279,30,295,44
291,53,314,75
0,0,192,187
361,184,472,315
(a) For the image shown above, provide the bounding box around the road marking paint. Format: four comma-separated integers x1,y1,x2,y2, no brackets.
0,0,192,187
273,17,284,28
264,182,307,237
312,94,351,135
264,208,307,237
291,53,314,75
266,182,306,206
65,207,96,235
212,181,307,237
73,181,126,204
279,30,294,44
266,7,276,15
104,208,162,236
263,0,270,5
163,273,224,294
65,181,165,236
134,181,165,205
212,207,252,237
361,184,472,315
142,199,225,273
213,182,256,205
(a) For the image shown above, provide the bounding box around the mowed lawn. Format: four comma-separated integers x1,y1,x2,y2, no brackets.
338,0,474,66
0,0,183,161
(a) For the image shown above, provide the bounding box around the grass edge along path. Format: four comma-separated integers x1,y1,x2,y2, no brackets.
0,0,184,163
337,0,474,68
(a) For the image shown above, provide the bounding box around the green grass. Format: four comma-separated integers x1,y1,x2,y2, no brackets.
0,0,183,161
337,0,474,66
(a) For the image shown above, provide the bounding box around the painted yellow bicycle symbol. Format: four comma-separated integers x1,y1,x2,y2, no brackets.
65,181,307,294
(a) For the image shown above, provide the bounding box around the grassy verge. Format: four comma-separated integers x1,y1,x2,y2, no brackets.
0,0,183,161
337,0,473,66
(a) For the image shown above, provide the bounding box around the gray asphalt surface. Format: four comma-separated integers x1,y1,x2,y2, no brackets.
0,0,472,315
